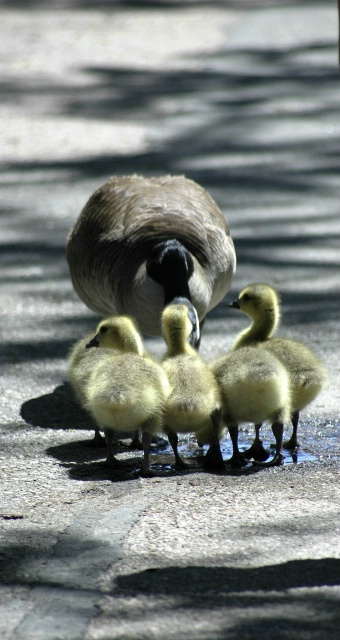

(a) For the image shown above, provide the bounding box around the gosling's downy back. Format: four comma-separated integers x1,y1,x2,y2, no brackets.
86,352,170,432
229,282,328,411
264,338,328,410
68,333,114,407
161,304,222,440
211,346,291,427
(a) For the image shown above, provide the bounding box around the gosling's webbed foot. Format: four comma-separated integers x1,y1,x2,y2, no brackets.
258,422,284,467
203,444,225,472
253,452,284,467
164,428,189,471
174,458,189,471
242,441,270,462
87,429,106,447
139,465,155,478
225,452,249,468
283,437,299,450
105,456,127,468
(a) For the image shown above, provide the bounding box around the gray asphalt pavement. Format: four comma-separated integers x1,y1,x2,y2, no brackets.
0,1,339,639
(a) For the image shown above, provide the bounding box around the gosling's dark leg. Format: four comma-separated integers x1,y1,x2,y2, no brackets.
165,427,188,470
90,425,106,447
127,430,167,450
226,424,248,468
253,421,284,467
284,410,300,449
139,430,154,478
242,423,270,461
129,430,143,450
104,428,124,467
204,408,224,472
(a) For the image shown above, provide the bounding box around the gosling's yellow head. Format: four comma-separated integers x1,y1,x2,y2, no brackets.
162,303,199,354
229,283,281,323
86,316,144,355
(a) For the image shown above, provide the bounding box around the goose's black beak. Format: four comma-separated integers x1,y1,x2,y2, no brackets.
86,335,99,349
229,299,240,310
188,323,200,350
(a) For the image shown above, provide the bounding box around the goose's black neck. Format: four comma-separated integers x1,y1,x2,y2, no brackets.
146,239,193,305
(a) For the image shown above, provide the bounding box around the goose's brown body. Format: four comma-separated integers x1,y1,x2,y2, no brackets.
67,175,236,336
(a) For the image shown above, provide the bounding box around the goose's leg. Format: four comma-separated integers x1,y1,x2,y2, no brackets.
254,422,284,467
203,408,224,472
226,424,248,467
104,428,124,467
284,410,300,449
165,427,188,470
242,423,270,461
139,430,154,478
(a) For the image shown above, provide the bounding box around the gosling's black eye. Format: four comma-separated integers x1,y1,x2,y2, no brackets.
100,326,108,334
242,294,250,302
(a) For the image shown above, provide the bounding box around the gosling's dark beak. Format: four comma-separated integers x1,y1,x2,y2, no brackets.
86,335,99,349
229,299,240,310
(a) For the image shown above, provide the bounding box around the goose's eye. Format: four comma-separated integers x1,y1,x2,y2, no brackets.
242,294,250,302
100,326,108,334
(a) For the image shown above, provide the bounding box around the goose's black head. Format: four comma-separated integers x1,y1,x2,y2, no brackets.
146,239,194,304
147,239,202,348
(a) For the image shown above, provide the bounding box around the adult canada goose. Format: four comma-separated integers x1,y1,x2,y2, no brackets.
161,303,224,472
85,316,170,477
210,347,291,467
67,175,236,346
230,283,328,455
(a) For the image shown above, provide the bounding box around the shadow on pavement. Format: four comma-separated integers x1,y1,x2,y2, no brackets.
115,558,340,595
20,382,93,430
113,559,340,637
0,1,303,10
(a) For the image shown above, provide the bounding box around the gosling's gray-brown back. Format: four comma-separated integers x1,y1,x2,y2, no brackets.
67,174,236,338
